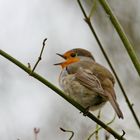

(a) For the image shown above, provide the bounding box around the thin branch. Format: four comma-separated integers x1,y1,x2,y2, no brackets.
0,49,126,140
98,0,140,76
31,38,47,73
88,0,98,19
87,114,116,140
60,127,74,140
77,0,140,129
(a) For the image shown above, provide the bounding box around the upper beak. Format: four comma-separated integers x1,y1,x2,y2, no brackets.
56,53,66,59
54,53,66,66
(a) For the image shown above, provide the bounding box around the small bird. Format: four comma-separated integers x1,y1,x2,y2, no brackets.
55,48,123,119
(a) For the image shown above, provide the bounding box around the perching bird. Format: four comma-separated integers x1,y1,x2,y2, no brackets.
55,48,123,119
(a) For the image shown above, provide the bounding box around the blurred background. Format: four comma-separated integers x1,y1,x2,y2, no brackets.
0,0,140,139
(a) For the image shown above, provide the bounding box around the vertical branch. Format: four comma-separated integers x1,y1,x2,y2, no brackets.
77,0,140,129
98,0,140,76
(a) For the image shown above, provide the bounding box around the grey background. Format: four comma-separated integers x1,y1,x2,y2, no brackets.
0,0,140,139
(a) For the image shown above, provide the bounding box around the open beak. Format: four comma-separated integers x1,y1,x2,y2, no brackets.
54,53,66,66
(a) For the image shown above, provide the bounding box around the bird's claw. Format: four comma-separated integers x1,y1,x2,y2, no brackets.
80,106,90,116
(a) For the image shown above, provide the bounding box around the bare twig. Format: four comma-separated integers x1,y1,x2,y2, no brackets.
77,0,140,129
28,62,31,69
60,127,74,140
31,38,47,73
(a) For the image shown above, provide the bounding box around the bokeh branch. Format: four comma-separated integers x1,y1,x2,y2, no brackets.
98,0,140,76
87,113,116,140
77,0,140,129
0,49,126,140
34,128,40,140
60,127,74,140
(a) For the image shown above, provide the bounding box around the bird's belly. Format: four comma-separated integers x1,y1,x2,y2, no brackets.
59,73,106,110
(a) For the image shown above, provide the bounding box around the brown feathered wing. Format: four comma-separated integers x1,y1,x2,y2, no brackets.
75,68,123,119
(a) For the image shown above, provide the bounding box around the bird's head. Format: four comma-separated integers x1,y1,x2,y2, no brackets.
54,48,95,68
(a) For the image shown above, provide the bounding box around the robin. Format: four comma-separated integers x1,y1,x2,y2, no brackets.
54,48,123,119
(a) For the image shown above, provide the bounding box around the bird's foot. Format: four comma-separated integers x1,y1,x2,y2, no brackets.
80,106,90,116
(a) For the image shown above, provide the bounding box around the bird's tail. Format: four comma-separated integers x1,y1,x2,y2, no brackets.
108,93,124,119
105,87,123,119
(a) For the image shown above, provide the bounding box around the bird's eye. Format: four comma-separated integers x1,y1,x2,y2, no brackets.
70,53,77,57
